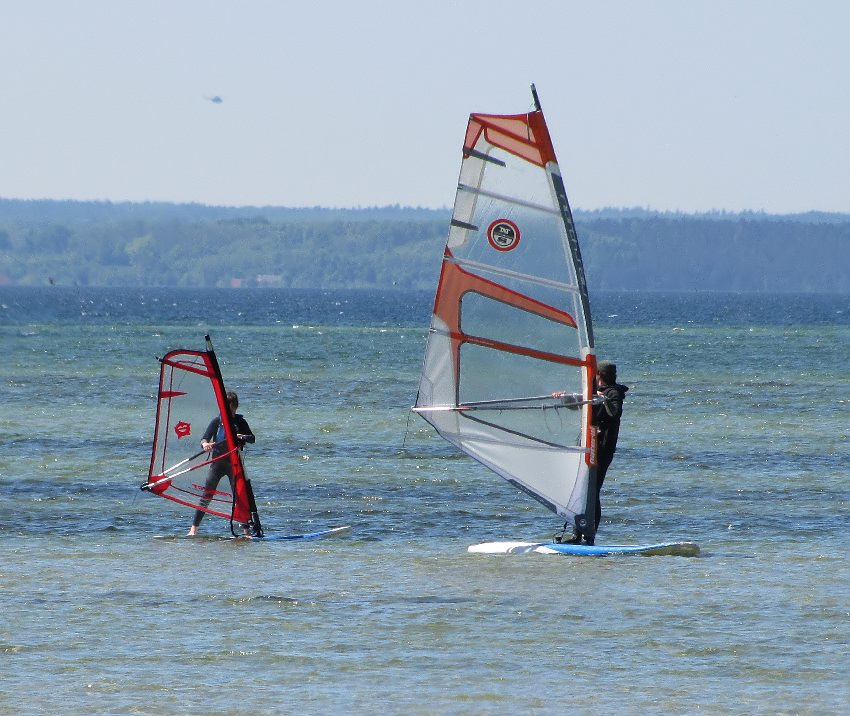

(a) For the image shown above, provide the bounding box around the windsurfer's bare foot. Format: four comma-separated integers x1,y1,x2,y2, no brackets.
187,525,199,536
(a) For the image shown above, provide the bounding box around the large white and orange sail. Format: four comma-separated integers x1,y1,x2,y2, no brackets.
414,86,599,540
141,335,262,536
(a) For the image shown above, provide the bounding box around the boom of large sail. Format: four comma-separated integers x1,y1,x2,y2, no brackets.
141,336,261,535
414,86,598,538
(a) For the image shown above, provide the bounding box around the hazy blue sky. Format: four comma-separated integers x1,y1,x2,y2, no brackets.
1,1,848,213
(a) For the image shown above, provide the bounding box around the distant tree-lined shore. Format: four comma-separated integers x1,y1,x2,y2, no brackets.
1,199,848,292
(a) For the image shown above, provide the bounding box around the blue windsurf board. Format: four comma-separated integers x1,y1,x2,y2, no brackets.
249,525,351,541
468,540,699,556
157,525,351,541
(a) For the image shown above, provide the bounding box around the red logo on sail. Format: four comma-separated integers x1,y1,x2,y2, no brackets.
174,421,191,439
487,219,520,252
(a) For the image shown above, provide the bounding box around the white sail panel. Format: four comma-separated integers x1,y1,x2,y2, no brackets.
415,88,598,535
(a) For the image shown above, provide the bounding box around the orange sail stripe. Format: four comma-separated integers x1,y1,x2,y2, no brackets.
434,251,577,333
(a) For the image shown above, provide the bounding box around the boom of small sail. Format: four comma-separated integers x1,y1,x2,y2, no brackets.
140,336,260,535
414,86,599,539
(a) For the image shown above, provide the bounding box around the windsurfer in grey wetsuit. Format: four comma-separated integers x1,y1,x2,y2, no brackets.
187,391,255,536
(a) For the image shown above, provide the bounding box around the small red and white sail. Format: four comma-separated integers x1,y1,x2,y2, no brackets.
414,86,599,539
141,336,259,534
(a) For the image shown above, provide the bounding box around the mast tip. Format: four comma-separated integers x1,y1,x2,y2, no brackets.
530,84,542,112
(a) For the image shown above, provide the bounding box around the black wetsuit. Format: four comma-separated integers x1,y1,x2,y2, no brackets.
191,413,255,528
592,382,628,530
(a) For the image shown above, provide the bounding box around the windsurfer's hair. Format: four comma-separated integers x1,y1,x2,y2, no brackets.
226,391,239,408
597,361,617,382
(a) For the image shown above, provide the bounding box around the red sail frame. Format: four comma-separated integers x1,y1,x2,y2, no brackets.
142,342,255,530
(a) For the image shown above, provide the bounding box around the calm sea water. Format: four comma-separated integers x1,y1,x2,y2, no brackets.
2,287,849,715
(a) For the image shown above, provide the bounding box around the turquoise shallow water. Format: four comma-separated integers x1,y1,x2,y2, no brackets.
2,287,849,715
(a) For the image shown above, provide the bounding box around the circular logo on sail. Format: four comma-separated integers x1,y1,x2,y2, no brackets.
487,219,521,252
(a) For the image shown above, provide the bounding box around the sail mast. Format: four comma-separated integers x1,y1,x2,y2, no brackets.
204,335,264,537
533,86,595,351
531,83,542,112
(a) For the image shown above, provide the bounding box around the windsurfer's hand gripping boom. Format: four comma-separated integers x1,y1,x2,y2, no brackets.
205,435,251,448
551,391,605,409
204,435,253,449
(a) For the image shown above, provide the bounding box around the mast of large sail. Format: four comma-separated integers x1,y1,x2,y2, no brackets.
531,83,595,350
415,85,598,542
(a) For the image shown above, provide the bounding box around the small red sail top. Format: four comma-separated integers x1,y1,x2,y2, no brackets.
143,348,251,526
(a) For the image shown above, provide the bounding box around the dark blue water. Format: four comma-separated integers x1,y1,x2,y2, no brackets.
4,286,848,326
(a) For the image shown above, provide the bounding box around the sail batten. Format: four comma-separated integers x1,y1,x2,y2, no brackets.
439,331,583,367
447,256,581,293
415,87,597,536
450,219,479,231
462,147,507,166
457,183,561,216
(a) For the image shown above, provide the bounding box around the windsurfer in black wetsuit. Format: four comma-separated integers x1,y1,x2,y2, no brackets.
589,361,628,536
557,360,628,545
187,391,255,536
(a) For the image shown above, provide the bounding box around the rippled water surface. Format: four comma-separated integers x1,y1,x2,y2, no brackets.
2,287,849,714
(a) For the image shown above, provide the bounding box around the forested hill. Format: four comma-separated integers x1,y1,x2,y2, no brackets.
1,199,848,292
